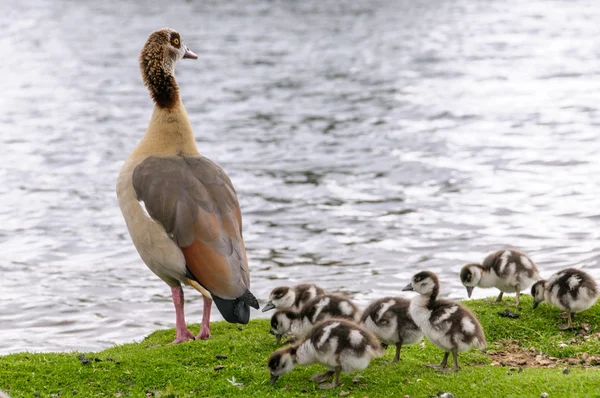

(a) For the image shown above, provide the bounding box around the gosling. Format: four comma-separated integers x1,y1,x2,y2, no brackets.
270,294,360,344
403,271,486,372
268,319,382,389
531,268,599,329
263,283,325,312
360,297,423,363
460,249,540,306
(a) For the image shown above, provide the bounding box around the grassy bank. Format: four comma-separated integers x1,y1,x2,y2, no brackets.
1,296,600,398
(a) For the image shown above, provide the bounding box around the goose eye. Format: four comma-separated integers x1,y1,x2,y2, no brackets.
173,38,180,46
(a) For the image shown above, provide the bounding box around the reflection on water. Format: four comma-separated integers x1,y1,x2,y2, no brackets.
2,0,600,353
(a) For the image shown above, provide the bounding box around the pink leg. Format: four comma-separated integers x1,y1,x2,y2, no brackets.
197,296,212,340
171,286,195,343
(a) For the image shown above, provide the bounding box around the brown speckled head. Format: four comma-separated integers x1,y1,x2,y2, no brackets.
139,28,197,109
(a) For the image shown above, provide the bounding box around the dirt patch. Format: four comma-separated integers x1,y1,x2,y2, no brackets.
488,339,600,368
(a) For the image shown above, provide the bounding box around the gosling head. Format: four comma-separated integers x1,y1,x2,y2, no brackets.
402,271,439,297
269,310,297,344
263,286,295,312
460,264,483,298
531,280,547,309
268,345,297,385
139,28,197,108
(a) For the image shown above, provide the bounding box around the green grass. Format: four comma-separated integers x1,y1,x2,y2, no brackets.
1,296,600,398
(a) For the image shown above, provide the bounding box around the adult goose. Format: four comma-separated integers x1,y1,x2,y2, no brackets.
117,28,259,343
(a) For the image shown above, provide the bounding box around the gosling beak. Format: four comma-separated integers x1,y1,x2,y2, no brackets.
275,334,282,344
533,301,539,310
270,374,280,385
402,283,413,292
466,286,474,298
262,301,276,312
183,46,198,59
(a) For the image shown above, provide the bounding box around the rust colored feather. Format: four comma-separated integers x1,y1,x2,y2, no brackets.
181,240,240,299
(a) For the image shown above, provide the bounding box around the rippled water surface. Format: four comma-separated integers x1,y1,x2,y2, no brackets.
2,0,600,354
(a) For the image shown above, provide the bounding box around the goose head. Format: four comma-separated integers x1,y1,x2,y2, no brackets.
139,28,197,107
403,271,439,297
270,310,297,344
531,280,547,309
263,286,295,312
268,345,297,385
460,264,483,298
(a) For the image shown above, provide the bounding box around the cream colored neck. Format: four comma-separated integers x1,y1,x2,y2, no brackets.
132,100,200,158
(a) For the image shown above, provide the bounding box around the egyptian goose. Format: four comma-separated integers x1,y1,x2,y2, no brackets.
269,294,360,343
403,271,486,372
531,268,599,329
360,297,423,363
116,28,258,343
262,283,325,312
460,249,540,306
268,319,382,389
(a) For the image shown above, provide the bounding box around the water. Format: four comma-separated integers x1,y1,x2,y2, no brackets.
2,0,600,354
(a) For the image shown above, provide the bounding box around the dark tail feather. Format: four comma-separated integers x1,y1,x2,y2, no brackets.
212,289,260,324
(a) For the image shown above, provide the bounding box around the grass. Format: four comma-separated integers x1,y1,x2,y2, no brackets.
1,296,600,398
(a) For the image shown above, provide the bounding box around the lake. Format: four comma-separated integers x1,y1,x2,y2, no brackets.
1,0,600,353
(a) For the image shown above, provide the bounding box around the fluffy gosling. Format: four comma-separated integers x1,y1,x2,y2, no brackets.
403,271,486,372
270,294,360,344
268,319,382,389
360,297,423,363
460,249,540,306
263,283,325,312
531,268,599,329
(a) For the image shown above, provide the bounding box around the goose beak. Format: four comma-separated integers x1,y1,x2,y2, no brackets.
466,286,474,298
183,46,198,59
262,301,276,312
270,374,280,385
402,283,413,291
533,301,539,309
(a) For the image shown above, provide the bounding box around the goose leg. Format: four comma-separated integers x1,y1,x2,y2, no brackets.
496,291,504,303
393,341,403,363
319,366,342,389
568,311,573,329
197,296,212,340
171,286,195,343
451,349,461,372
515,285,521,306
428,352,449,369
438,350,460,373
310,370,335,383
558,311,574,330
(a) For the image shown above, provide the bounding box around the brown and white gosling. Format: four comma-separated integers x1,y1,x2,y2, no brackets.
268,319,383,389
531,268,599,329
460,249,540,306
403,271,486,372
360,297,423,363
262,283,325,312
270,294,360,344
